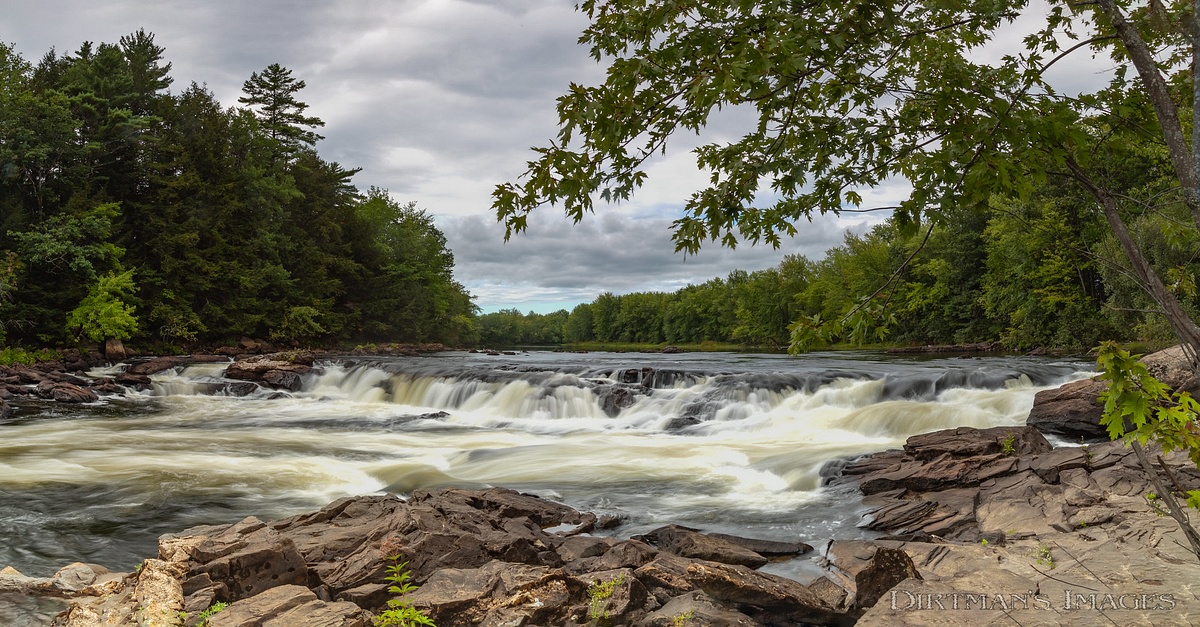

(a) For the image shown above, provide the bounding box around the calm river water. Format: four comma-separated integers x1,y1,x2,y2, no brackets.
0,350,1091,590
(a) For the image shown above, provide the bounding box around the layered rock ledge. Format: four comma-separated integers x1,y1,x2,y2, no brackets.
35,487,918,627
830,425,1200,625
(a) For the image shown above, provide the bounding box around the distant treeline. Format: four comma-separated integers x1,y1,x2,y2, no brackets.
480,175,1200,350
0,31,476,350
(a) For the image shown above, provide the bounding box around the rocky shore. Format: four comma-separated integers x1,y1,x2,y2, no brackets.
2,345,1198,625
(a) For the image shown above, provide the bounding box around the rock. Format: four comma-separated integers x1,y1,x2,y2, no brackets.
1026,377,1107,439
0,399,11,421
224,353,313,388
1140,344,1199,394
127,355,228,376
115,373,153,389
55,487,904,626
595,384,639,417
207,584,369,627
820,540,921,612
902,425,1051,460
634,525,787,568
161,516,308,601
637,590,759,626
35,381,99,404
261,370,302,391
684,560,844,625
104,338,127,362
408,561,582,627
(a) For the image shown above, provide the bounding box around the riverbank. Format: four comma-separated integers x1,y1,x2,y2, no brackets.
4,347,1193,624
12,424,1198,626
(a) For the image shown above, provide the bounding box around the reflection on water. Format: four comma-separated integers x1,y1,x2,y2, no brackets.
0,350,1091,580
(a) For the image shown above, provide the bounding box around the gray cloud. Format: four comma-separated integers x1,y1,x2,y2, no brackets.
442,210,856,311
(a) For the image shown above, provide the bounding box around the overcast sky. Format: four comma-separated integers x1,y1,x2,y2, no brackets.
2,1,1103,313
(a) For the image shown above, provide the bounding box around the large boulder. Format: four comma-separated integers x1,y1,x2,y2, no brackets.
224,353,314,390
35,381,99,404
127,355,228,376
1140,344,1200,394
1028,344,1198,440
1026,377,1108,439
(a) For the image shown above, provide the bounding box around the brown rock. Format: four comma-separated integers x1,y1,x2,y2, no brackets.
633,525,770,568
902,425,1051,460
1026,377,1107,439
127,355,228,376
207,584,370,627
821,540,921,612
1140,344,1199,394
684,560,844,625
35,381,99,403
224,353,313,386
637,590,760,626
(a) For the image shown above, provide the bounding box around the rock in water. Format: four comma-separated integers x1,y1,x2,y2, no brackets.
49,487,907,626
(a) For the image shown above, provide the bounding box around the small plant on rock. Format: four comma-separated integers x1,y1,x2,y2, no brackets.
374,556,435,627
671,610,695,626
1035,545,1054,570
196,601,228,627
1000,432,1017,455
587,573,626,625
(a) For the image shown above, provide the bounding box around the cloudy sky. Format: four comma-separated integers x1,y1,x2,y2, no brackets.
2,1,1101,313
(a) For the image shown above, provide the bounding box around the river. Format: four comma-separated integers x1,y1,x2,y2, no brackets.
0,350,1091,591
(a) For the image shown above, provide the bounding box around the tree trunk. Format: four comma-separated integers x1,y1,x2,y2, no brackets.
1096,0,1200,230
1067,160,1200,372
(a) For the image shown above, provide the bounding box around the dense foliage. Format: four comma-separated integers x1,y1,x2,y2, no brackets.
492,0,1200,359
0,32,477,350
480,177,1198,350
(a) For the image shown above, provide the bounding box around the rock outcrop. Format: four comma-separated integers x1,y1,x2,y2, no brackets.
1027,344,1199,439
833,424,1200,625
223,352,314,391
48,487,917,626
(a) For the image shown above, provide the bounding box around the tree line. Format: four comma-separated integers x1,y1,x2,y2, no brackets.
0,31,477,351
480,168,1199,350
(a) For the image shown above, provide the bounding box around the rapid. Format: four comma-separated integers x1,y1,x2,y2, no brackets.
0,350,1092,582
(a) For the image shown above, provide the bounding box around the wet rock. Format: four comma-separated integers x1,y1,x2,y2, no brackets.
35,381,99,404
1026,377,1107,439
595,384,639,417
114,373,152,389
0,399,11,420
261,369,302,391
224,353,313,388
902,425,1050,460
127,355,228,376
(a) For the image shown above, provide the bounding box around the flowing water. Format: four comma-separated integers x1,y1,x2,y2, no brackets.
0,350,1092,593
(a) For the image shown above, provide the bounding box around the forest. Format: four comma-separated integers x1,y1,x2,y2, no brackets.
0,31,476,352
3,30,1197,356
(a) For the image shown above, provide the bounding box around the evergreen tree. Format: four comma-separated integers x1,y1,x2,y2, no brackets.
238,63,324,164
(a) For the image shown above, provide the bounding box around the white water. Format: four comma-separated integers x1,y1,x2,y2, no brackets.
0,350,1091,584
